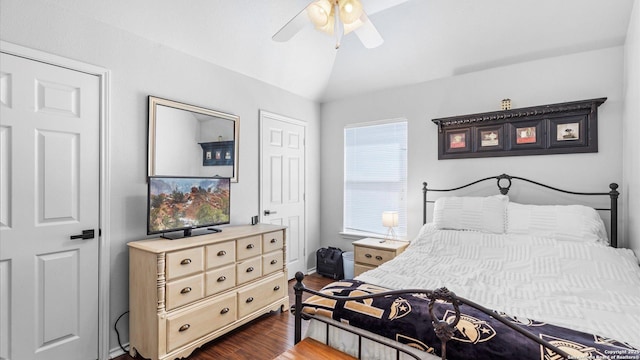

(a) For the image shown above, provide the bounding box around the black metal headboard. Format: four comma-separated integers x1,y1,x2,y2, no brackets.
422,174,620,248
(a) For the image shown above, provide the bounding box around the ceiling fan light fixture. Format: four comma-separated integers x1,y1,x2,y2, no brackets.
307,0,333,28
338,0,363,25
272,0,386,49
314,10,335,35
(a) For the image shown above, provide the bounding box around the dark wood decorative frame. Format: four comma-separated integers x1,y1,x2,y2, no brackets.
443,128,471,153
432,98,606,159
199,140,234,166
476,125,504,151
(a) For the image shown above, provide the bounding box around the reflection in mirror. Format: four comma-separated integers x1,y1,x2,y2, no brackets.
148,96,239,182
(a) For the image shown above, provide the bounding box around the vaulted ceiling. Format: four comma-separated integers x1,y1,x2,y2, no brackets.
48,0,636,102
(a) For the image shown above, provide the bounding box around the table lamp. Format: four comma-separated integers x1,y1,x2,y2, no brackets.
382,211,398,242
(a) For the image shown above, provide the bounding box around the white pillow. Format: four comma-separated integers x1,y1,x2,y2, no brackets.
414,223,437,243
506,202,609,244
433,195,508,234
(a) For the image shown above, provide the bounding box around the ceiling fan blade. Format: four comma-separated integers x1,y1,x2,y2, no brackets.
363,0,410,15
354,11,383,48
272,4,312,42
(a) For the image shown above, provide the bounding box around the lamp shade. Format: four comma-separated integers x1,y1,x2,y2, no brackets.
338,0,363,25
382,211,399,227
307,0,332,28
307,0,365,37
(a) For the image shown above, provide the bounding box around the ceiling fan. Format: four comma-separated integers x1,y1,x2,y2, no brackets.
273,0,409,49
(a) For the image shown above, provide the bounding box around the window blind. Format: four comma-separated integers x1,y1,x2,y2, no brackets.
343,120,407,238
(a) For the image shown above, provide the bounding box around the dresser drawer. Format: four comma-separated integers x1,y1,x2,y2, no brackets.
262,251,283,276
262,231,284,253
205,264,236,296
237,235,262,260
206,241,236,268
166,292,237,352
236,256,262,284
166,247,204,280
165,274,205,311
237,273,285,318
354,246,395,266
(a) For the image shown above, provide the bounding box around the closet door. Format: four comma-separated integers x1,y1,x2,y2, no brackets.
259,111,306,279
0,53,100,359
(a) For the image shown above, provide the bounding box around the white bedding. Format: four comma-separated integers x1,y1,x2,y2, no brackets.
356,224,640,348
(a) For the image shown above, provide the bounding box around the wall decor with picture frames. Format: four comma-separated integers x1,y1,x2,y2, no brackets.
199,140,234,166
431,98,607,160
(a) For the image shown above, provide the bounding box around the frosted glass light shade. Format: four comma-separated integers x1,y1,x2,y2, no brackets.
382,211,399,227
307,0,332,27
307,0,364,37
339,0,363,24
317,10,336,34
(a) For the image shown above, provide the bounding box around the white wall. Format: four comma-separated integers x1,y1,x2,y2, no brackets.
0,0,322,354
154,105,202,176
623,0,640,257
321,47,625,251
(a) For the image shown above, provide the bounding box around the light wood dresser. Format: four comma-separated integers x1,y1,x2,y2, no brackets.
128,224,288,360
353,238,409,277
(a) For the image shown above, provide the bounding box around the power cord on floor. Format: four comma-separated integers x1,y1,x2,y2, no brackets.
115,310,130,353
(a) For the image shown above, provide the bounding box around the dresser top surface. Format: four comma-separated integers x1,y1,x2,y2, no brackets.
128,224,286,253
352,237,409,251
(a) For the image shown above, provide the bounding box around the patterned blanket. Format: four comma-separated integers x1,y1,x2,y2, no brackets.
302,280,640,360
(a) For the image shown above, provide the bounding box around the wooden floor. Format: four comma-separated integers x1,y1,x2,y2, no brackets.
115,273,334,360
273,338,357,360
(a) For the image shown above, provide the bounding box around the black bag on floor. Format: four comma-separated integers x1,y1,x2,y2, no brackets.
316,247,344,280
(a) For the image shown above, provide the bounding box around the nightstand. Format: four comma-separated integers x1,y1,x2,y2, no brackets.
353,238,409,277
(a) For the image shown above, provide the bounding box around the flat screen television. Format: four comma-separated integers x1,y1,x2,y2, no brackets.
147,176,230,238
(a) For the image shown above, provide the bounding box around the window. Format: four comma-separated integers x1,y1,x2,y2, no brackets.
343,119,407,238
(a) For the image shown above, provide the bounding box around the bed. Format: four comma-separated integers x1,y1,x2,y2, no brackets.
293,174,640,360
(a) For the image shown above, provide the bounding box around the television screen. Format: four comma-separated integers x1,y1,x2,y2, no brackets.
147,176,230,237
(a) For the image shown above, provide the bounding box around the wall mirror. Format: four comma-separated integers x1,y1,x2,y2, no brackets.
148,96,239,182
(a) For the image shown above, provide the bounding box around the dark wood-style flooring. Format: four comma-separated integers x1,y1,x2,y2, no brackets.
115,273,333,360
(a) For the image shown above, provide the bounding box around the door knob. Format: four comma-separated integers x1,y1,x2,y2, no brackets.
70,229,95,240
264,210,278,216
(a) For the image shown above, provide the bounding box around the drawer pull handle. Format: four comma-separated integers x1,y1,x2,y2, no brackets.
365,254,372,258
246,297,254,303
180,287,192,294
270,259,278,265
180,258,192,265
220,307,230,314
246,244,255,249
246,266,254,273
179,324,190,332
217,250,227,256
376,255,383,261
273,285,280,291
217,276,227,282
270,238,277,244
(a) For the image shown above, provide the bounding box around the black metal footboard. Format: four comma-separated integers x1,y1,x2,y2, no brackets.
293,272,570,360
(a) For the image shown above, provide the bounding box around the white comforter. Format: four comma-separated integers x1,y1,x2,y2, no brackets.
356,224,640,348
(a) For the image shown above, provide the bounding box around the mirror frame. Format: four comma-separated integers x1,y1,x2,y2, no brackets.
148,96,240,182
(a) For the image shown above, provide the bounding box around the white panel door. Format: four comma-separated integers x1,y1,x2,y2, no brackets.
260,111,306,279
0,53,100,360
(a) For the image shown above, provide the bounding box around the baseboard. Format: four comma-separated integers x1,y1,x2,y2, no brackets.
108,343,129,359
